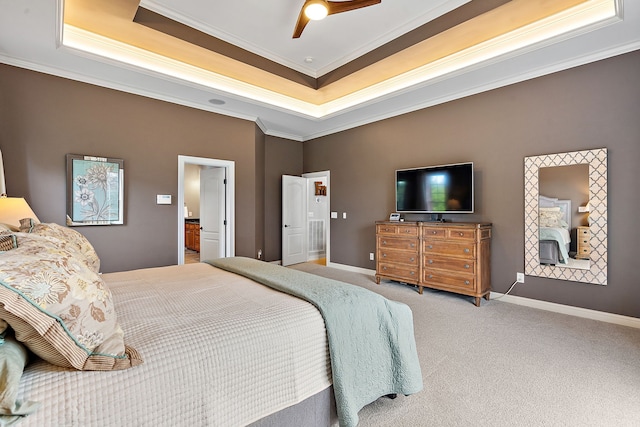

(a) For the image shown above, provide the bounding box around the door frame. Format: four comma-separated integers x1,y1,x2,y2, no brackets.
302,170,330,265
177,155,235,265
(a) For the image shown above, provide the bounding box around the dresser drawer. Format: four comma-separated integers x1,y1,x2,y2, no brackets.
378,249,419,266
423,255,475,274
421,228,446,239
446,228,476,241
422,270,475,291
578,227,590,238
577,236,589,248
422,240,475,259
378,236,418,251
376,224,419,237
378,263,419,282
577,246,590,255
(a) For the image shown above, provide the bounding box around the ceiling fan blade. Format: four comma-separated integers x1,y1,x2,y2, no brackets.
327,0,381,16
292,4,311,39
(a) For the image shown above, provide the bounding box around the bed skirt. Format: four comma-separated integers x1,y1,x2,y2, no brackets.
251,386,337,427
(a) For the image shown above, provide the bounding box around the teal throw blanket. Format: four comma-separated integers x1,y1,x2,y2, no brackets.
207,257,423,427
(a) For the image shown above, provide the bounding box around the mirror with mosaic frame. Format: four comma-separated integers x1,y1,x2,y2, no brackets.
524,148,607,285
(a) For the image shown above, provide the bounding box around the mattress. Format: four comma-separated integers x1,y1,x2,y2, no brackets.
17,263,332,426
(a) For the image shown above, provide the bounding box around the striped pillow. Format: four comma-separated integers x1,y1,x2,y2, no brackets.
0,235,17,252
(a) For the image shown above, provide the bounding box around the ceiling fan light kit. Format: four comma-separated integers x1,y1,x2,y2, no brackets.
294,0,382,38
305,1,329,21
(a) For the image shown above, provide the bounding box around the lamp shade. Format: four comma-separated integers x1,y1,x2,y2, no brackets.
0,197,40,230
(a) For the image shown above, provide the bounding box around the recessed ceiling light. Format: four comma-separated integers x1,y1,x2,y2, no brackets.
208,98,226,105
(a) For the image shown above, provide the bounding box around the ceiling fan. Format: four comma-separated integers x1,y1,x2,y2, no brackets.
293,0,382,39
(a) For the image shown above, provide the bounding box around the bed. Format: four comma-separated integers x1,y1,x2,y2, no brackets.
538,195,572,265
0,222,422,427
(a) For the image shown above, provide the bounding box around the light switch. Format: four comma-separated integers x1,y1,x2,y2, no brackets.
156,195,172,205
342,212,347,219
331,212,338,219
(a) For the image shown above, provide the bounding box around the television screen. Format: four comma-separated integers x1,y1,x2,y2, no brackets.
396,162,474,213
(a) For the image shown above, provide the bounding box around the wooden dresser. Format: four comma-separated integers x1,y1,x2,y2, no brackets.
575,226,590,260
375,221,492,306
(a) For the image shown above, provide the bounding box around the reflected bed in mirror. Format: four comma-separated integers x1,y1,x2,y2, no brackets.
524,148,607,285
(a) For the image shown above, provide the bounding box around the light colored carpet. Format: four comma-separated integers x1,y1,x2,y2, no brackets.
290,262,640,427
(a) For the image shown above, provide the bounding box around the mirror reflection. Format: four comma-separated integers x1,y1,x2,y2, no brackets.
538,164,590,270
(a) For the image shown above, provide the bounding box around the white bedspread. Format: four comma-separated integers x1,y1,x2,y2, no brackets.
17,263,331,426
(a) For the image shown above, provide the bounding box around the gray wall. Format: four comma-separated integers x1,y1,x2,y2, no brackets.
304,50,640,318
0,64,266,273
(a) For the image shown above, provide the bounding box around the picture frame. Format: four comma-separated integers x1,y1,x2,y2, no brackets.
66,154,124,226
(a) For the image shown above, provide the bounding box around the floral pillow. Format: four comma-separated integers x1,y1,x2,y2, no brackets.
19,221,100,273
539,207,564,228
0,231,142,370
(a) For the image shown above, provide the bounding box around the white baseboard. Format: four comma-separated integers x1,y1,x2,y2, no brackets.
326,262,376,276
490,292,640,329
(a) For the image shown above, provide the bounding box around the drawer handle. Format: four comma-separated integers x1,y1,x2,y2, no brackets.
410,243,415,248
382,253,387,257
428,274,433,279
410,257,415,262
405,230,411,233
465,280,470,285
410,272,415,275
428,259,433,264
464,248,470,253
382,240,387,245
427,245,433,249
458,232,464,236
431,231,437,234
464,264,470,269
383,266,387,270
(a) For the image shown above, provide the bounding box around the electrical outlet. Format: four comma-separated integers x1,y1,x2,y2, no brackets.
369,252,374,261
516,272,525,283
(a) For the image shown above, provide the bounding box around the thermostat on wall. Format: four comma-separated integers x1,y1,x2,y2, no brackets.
156,195,172,205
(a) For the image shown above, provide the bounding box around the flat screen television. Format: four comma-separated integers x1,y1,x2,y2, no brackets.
396,162,474,213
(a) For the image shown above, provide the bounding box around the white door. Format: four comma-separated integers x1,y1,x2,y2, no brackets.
282,175,307,266
200,167,226,261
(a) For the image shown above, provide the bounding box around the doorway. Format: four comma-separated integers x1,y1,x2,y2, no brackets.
282,171,330,266
177,155,235,265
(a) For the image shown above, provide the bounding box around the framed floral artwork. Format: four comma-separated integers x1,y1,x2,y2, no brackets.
66,154,124,226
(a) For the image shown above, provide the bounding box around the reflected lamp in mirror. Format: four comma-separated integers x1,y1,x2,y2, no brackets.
578,202,590,224
0,197,40,231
